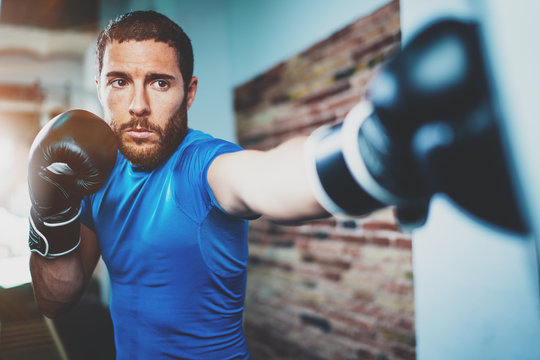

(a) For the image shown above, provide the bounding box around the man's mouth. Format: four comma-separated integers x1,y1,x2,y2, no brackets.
126,126,154,139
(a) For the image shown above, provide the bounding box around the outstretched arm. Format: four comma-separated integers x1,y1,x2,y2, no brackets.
208,136,328,223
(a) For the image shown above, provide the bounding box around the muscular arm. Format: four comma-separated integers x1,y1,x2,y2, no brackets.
30,224,101,318
208,136,329,222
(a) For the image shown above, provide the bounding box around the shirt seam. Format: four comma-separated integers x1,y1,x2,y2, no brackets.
197,204,248,279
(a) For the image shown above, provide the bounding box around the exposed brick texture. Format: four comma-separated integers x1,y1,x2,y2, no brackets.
0,83,44,102
234,2,414,359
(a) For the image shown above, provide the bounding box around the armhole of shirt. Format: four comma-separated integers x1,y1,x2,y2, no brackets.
199,206,249,278
197,144,250,277
202,147,245,218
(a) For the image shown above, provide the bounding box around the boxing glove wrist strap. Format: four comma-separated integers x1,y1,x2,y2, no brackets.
29,207,82,259
304,103,385,216
341,101,405,204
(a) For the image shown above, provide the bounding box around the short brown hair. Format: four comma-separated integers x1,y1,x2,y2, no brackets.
96,10,194,89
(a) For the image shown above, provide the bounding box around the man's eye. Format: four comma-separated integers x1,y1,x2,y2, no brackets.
111,79,127,87
153,80,169,89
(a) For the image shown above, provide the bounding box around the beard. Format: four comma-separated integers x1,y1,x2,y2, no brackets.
110,101,188,170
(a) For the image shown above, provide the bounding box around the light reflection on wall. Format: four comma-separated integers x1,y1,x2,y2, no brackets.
0,24,97,289
0,110,40,213
0,115,32,286
0,134,14,174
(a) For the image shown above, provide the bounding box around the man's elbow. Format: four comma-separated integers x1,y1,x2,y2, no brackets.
34,296,78,318
32,281,85,318
255,203,330,225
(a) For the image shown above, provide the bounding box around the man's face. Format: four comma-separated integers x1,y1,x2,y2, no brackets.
97,39,197,168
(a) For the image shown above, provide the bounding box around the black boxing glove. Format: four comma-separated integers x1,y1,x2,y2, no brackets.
306,19,526,232
304,100,428,220
304,20,483,221
28,110,117,258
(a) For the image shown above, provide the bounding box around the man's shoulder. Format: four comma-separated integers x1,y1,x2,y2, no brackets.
180,129,243,157
183,129,233,146
167,129,243,182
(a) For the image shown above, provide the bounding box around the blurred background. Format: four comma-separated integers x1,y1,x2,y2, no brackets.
0,0,538,359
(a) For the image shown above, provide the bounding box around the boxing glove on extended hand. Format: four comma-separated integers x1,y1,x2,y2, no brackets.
305,100,428,217
306,20,486,219
305,19,526,232
28,110,117,258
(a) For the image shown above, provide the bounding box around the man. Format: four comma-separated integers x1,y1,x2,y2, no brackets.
29,11,334,359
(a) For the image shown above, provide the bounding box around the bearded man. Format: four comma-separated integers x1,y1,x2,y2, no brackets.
28,10,332,360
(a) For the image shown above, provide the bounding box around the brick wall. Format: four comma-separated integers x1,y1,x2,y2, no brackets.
234,2,414,359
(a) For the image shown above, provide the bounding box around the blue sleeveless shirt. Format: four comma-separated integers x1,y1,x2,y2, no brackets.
80,129,250,359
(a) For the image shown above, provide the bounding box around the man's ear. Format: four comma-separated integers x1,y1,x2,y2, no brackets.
186,76,198,110
95,76,103,105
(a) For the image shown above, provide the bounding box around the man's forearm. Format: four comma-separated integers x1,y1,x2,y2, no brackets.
212,136,328,222
30,251,86,318
256,136,329,222
210,136,331,222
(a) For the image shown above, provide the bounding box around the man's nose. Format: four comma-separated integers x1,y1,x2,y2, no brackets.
129,86,150,116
